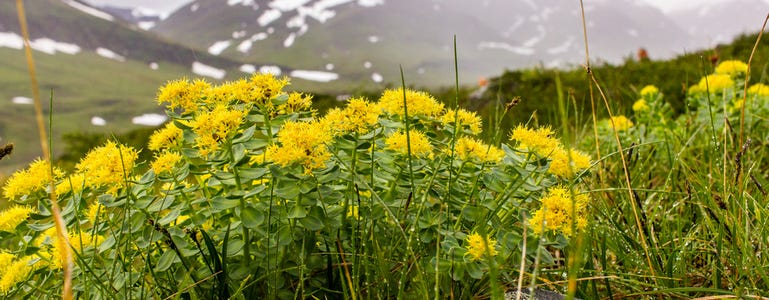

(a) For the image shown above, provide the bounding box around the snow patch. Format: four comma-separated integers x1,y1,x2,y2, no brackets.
325,63,334,70
96,47,125,61
232,30,247,39
228,0,256,5
0,32,23,49
192,62,226,79
363,61,372,69
11,97,32,105
290,70,339,82
191,3,200,12
259,9,282,26
31,38,81,55
269,0,313,11
371,73,383,83
260,65,282,76
91,117,107,126
208,40,232,55
63,0,114,21
237,33,268,53
478,42,535,56
132,114,167,126
368,35,380,43
150,62,159,70
240,64,256,73
137,21,156,30
358,0,383,6
283,33,296,47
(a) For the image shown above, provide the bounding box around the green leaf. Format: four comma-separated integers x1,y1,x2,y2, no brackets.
288,203,307,219
211,196,240,211
466,262,484,279
299,214,324,231
241,206,264,229
233,125,256,144
155,250,178,272
232,143,247,164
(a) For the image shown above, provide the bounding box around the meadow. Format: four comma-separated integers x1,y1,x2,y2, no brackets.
5,2,769,300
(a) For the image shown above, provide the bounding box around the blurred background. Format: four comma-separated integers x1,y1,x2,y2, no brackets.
0,0,766,173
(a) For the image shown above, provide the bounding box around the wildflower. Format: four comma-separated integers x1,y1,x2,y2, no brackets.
46,231,104,270
85,202,106,225
529,186,589,237
0,256,34,293
55,173,87,195
450,137,504,163
157,78,211,113
3,159,63,199
204,79,251,105
509,125,559,157
266,120,333,174
548,148,591,178
385,129,433,158
748,83,769,96
697,74,734,92
632,99,649,112
608,115,634,131
465,232,498,261
715,60,748,76
377,88,444,117
346,205,359,219
246,73,290,107
440,109,483,135
0,206,33,232
76,141,139,195
639,85,659,97
688,84,705,95
190,104,246,156
148,123,184,152
151,151,183,175
277,92,314,114
322,97,380,135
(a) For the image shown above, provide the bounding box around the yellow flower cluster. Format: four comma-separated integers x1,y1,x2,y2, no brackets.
639,85,659,97
203,78,251,105
632,99,649,112
0,206,34,232
697,74,734,93
2,159,64,199
0,253,36,293
715,60,748,76
548,149,592,178
151,151,183,175
510,125,559,157
157,78,211,113
529,186,589,237
55,173,87,195
465,232,498,261
85,202,106,224
440,109,483,135
377,88,444,117
451,137,504,163
246,73,290,107
148,122,183,151
277,92,314,114
748,83,769,96
609,115,634,131
75,141,139,195
385,129,434,158
191,105,246,156
266,120,332,174
322,97,380,135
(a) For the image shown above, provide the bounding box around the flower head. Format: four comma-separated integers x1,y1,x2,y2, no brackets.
608,115,634,131
3,159,64,199
715,60,748,76
639,85,659,98
632,99,649,112
266,120,333,173
0,255,35,293
75,141,139,194
385,129,433,158
148,122,183,151
322,97,380,135
377,88,444,117
277,92,314,114
441,109,483,135
0,206,34,232
151,151,183,175
748,83,769,96
548,148,591,178
509,125,559,157
450,137,504,163
698,74,735,92
85,202,106,225
55,173,87,195
157,78,211,113
465,232,498,261
529,186,589,237
246,73,290,107
190,105,246,157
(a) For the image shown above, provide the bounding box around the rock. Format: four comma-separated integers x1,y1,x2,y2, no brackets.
504,288,581,300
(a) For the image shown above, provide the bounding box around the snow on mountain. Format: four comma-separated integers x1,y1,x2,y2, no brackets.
669,0,769,45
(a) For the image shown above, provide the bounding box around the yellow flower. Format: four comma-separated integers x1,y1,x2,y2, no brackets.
55,173,87,195
509,125,559,157
190,104,246,157
346,205,359,219
157,78,211,113
76,141,139,195
151,151,183,175
246,73,290,107
0,256,34,293
85,202,106,225
0,206,34,232
450,137,504,163
639,85,659,97
688,84,705,95
529,186,589,237
377,88,444,117
465,232,498,261
277,92,314,114
385,129,433,158
548,148,591,178
608,115,634,131
632,99,649,112
322,97,380,135
148,122,183,151
748,83,769,96
715,60,748,76
47,231,104,270
440,109,483,135
3,159,63,199
266,120,332,174
698,74,734,92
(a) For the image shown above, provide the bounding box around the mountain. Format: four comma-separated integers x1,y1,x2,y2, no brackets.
669,0,769,46
149,0,696,87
